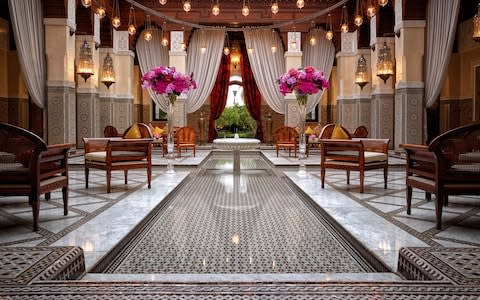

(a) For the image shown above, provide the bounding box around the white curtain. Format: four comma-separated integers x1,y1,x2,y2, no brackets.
424,0,460,108
302,28,335,113
185,29,225,113
136,28,169,112
244,29,286,114
8,0,46,108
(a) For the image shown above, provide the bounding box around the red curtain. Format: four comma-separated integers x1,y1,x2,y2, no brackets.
240,44,263,141
208,54,231,142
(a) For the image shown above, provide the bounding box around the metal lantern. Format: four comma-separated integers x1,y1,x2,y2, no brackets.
101,53,115,89
77,39,94,82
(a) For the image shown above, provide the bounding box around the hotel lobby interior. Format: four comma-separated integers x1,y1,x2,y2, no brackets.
1,0,480,298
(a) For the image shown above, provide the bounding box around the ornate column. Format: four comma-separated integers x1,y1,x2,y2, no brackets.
336,31,372,133
169,30,187,127
44,0,76,145
284,31,302,127
394,0,426,149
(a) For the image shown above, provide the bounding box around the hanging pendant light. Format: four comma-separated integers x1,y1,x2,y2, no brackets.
111,0,121,28
271,1,279,14
326,13,333,40
354,0,364,27
161,21,169,47
242,0,250,17
81,0,92,8
183,0,192,13
223,32,230,55
212,0,220,16
77,38,94,82
180,26,187,50
355,55,369,89
96,0,106,19
127,5,137,35
290,26,297,50
271,29,278,53
200,30,207,54
296,0,305,9
366,0,376,18
143,15,153,41
159,0,167,5
378,0,388,7
101,53,115,89
473,3,480,41
340,5,349,33
309,22,317,46
376,41,394,83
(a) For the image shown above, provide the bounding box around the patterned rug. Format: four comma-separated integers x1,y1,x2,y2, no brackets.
95,154,387,274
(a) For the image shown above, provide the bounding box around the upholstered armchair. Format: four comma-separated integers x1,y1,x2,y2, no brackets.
0,123,73,231
401,122,480,229
274,126,299,157
319,124,389,193
175,126,197,157
83,123,153,193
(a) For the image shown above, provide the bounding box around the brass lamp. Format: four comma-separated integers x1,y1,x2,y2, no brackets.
77,39,94,82
376,41,394,83
355,55,369,89
101,53,115,89
473,3,480,41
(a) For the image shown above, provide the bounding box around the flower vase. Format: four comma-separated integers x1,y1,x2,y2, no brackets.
296,95,308,176
166,95,176,174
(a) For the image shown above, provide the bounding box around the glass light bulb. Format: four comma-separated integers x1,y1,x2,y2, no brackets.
96,7,106,18
159,0,167,4
354,15,363,27
128,25,136,35
200,46,206,54
326,30,333,40
212,4,220,16
296,0,305,9
180,42,186,50
112,17,121,28
379,0,388,7
242,5,249,16
161,37,169,47
309,36,317,46
341,23,349,33
144,31,152,41
290,41,297,49
81,0,91,8
367,6,376,18
271,45,277,53
271,3,279,14
247,47,253,54
223,47,230,55
183,1,191,12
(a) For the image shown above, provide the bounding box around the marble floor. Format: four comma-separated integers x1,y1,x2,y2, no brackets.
0,147,479,283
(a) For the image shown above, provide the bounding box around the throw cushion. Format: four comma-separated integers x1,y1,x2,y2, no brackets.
124,123,142,139
305,126,315,135
331,125,350,139
152,126,165,136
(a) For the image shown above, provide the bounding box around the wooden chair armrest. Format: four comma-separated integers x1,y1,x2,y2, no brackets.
358,138,390,153
83,138,111,153
400,143,429,151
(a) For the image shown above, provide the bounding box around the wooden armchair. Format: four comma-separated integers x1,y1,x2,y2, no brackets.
401,122,480,229
175,126,197,157
352,125,369,138
103,125,122,137
0,123,73,231
83,123,153,193
274,126,299,157
319,124,389,193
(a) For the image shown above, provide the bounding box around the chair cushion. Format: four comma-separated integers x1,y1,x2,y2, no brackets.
305,126,315,135
85,151,146,162
331,125,350,139
152,126,165,137
327,151,387,163
123,123,142,139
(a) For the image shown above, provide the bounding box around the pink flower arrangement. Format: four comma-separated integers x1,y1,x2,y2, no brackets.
277,66,329,96
141,66,197,104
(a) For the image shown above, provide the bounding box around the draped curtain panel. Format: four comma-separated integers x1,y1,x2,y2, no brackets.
8,0,46,108
302,28,335,114
136,28,170,112
240,44,263,142
186,29,225,113
243,30,285,114
208,54,231,142
424,0,460,108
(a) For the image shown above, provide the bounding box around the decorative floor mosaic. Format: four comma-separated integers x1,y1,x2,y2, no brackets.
96,154,384,274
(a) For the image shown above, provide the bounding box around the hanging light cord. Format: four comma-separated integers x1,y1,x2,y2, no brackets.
122,0,348,31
